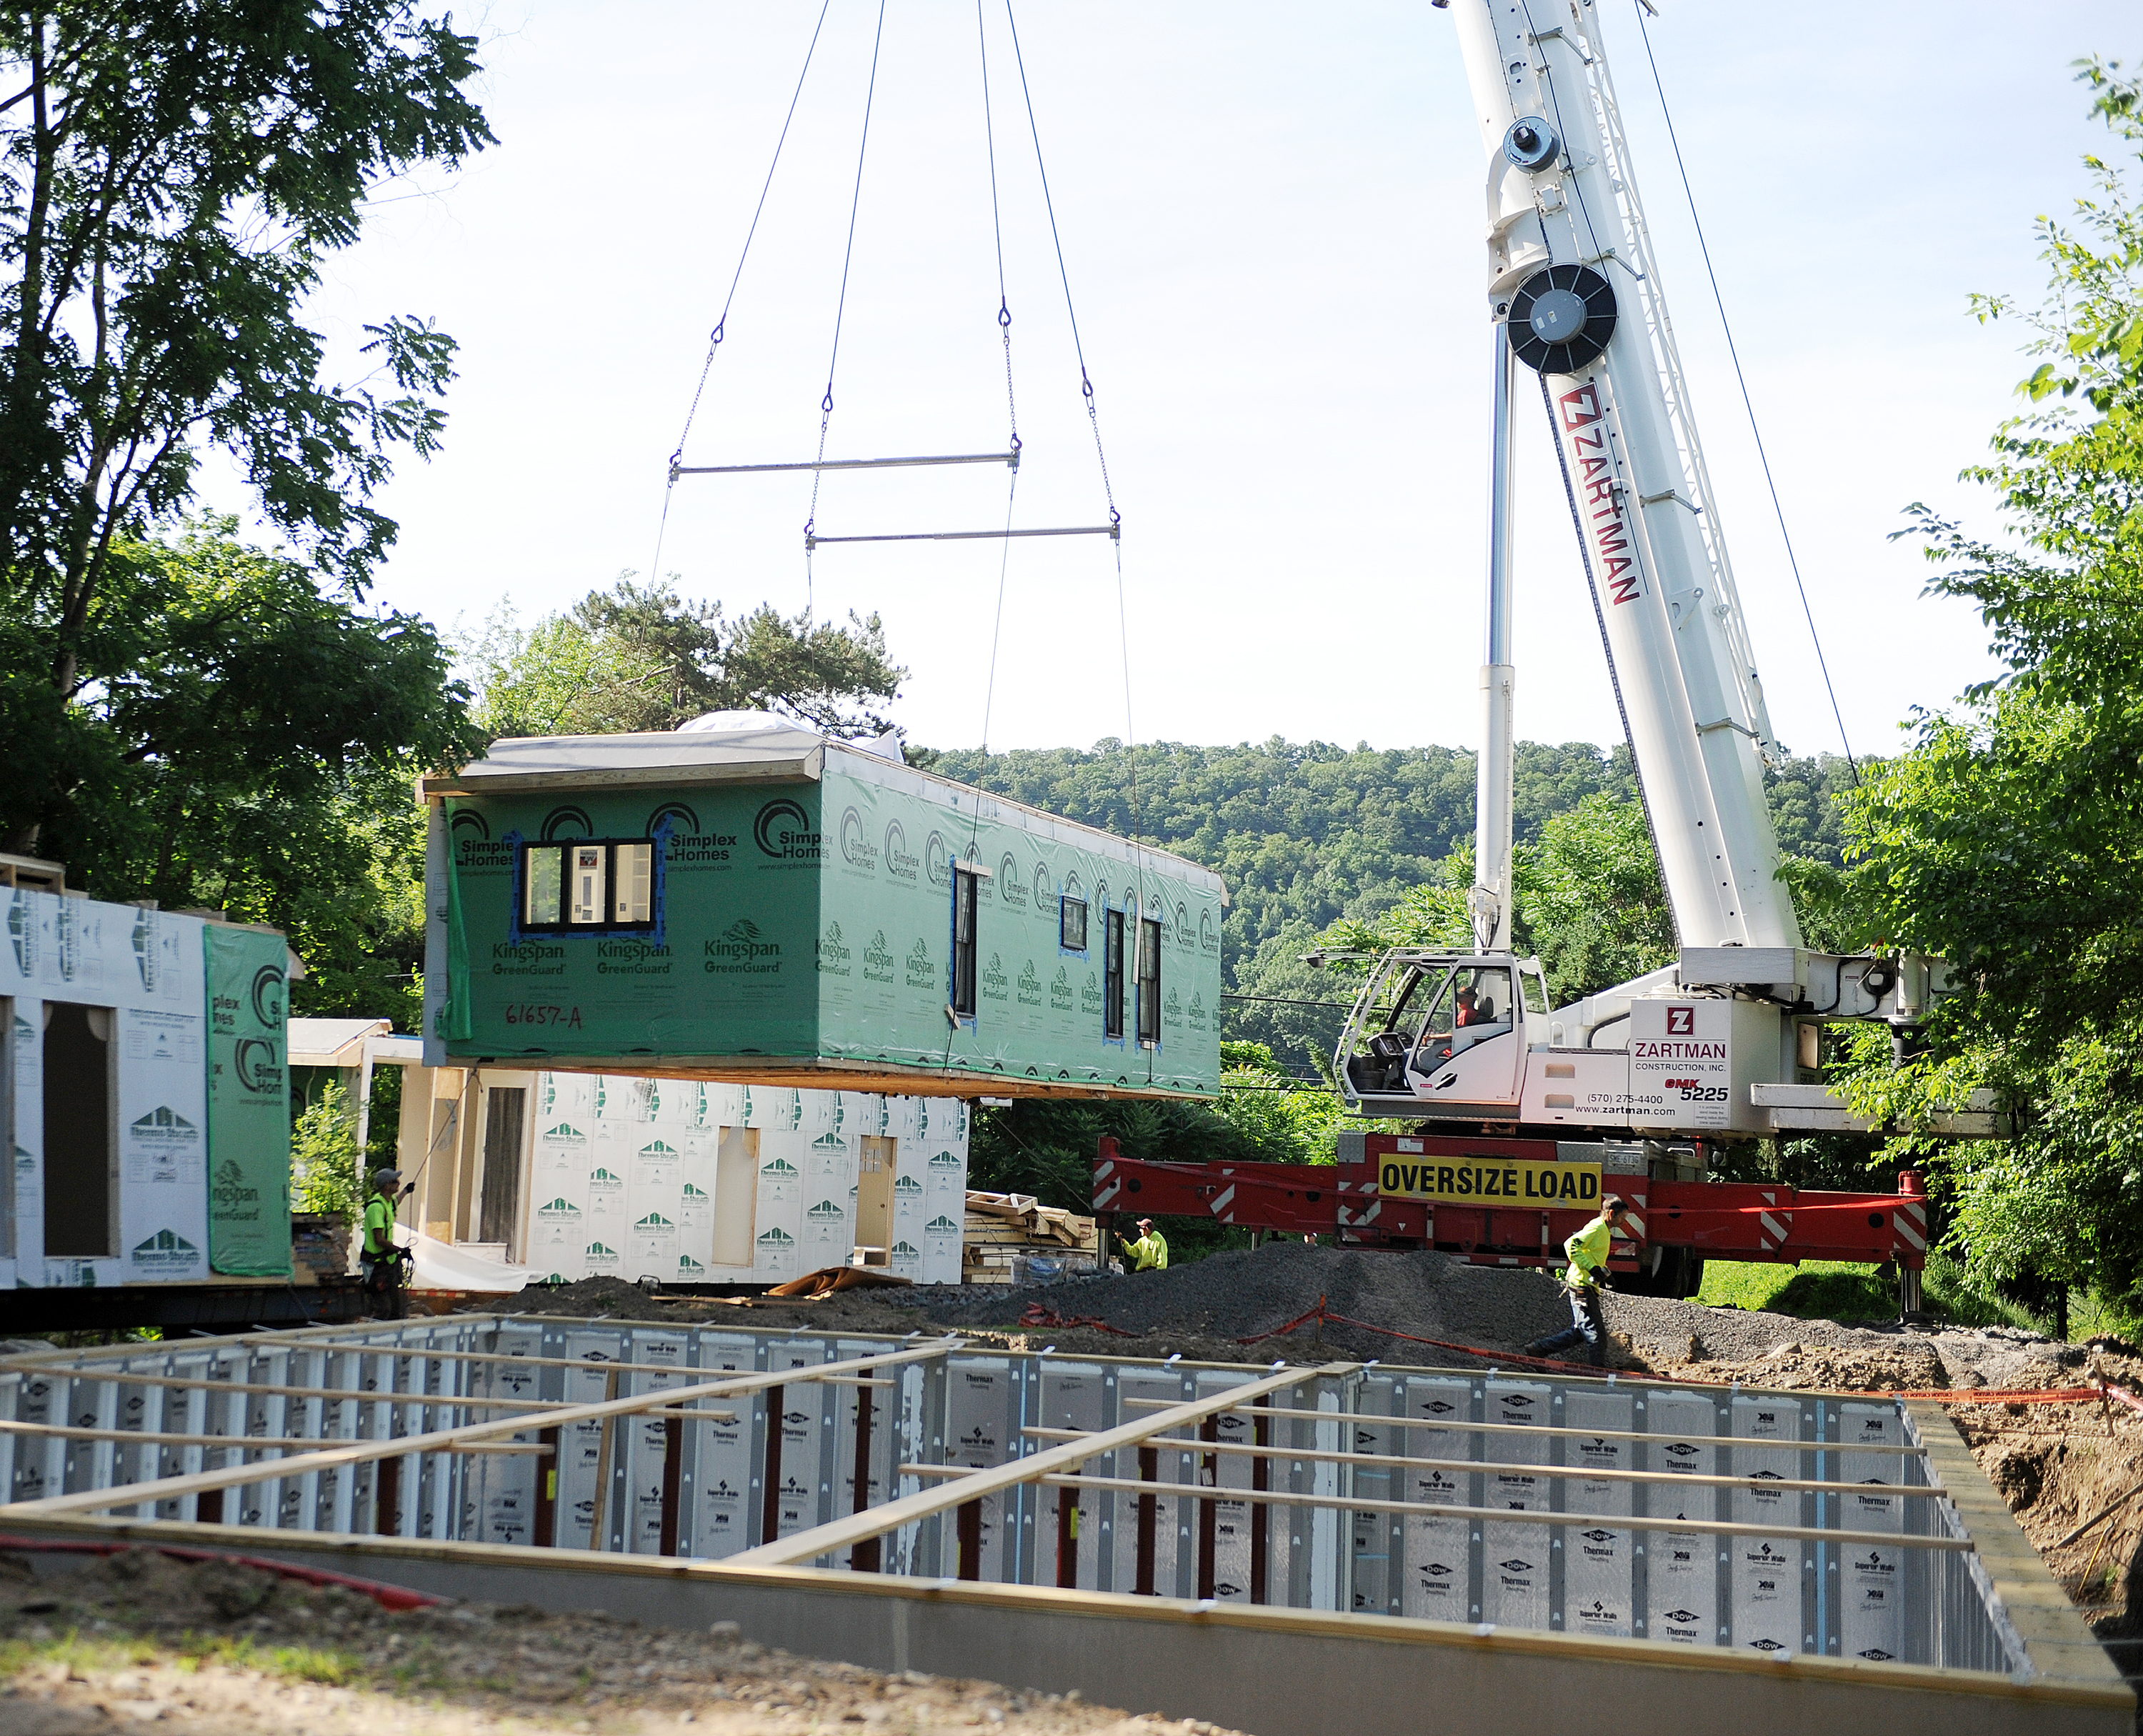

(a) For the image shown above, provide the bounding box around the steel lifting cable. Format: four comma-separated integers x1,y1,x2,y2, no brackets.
976,0,1023,762
804,0,893,616
1630,0,1857,784
1001,0,1147,1039
649,0,836,593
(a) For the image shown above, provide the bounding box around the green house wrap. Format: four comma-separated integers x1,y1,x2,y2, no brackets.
203,924,293,1275
422,717,1224,1097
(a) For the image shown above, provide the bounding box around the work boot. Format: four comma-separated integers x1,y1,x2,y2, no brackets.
1524,1336,1559,1357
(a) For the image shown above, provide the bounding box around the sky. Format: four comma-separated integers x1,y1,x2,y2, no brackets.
224,0,2142,760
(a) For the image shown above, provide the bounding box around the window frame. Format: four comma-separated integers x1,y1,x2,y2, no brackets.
519,837,660,937
1137,915,1162,1047
951,865,980,1019
1102,908,1127,1040
1059,894,1088,955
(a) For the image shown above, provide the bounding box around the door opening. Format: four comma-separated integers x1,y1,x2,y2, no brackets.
713,1126,760,1267
44,1002,114,1257
856,1135,896,1265
479,1086,526,1251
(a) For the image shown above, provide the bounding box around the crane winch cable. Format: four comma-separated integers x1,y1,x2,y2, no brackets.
803,0,893,616
975,0,1021,763
649,0,834,597
1629,0,1859,785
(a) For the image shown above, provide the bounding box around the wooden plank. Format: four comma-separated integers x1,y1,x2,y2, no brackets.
7,1342,956,1520
725,1361,1352,1569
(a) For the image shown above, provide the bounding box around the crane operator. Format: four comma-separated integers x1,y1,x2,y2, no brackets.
1524,1194,1632,1367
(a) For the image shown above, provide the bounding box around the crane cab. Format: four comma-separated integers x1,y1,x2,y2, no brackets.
1338,949,1551,1117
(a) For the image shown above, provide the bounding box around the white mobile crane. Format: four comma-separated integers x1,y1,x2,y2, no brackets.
1097,0,1999,1308
1332,0,1962,1142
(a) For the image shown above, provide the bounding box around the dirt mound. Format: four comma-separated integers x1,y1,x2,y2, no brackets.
0,1547,1237,1736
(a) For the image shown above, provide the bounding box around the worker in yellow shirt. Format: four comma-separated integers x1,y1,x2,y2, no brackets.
1524,1194,1632,1367
361,1167,414,1319
1118,1217,1169,1272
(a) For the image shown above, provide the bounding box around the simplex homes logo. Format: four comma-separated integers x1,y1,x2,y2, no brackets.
863,929,894,984
884,819,920,884
839,807,879,872
817,920,852,977
754,797,821,861
904,937,935,990
925,830,952,889
1199,907,1219,955
706,917,781,978
130,1106,199,1144
129,1229,199,1271
996,853,1028,905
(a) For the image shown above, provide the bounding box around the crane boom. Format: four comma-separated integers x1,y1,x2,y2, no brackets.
1455,0,1799,952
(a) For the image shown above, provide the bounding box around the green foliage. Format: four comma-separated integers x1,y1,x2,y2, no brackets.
0,1,492,859
1837,62,2143,1305
0,520,474,1025
460,581,904,739
1212,1040,1357,1165
290,1080,364,1221
1513,792,1677,1002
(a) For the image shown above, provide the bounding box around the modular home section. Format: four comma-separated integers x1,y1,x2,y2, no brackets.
423,720,1224,1098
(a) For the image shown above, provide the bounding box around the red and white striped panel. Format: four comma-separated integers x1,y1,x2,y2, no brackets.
1894,1196,1928,1255
1092,1159,1120,1212
1211,1182,1237,1224
1757,1190,1793,1254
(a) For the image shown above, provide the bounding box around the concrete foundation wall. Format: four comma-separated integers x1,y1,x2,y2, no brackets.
0,1518,2126,1736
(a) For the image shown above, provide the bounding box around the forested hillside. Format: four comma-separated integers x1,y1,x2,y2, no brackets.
916,738,1853,1077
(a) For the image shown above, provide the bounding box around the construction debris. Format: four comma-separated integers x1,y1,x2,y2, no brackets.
963,1191,1099,1286
765,1264,916,1299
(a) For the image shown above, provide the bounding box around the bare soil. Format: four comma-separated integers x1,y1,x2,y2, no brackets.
0,1550,1241,1736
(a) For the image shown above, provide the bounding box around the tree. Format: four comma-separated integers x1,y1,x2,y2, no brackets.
1,518,476,1026
1839,60,2143,1302
460,580,904,739
1,0,493,854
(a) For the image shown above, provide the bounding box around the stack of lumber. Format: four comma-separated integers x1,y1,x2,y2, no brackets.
963,1190,1099,1285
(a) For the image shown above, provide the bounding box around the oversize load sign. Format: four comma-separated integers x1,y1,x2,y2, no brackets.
1379,1157,1602,1206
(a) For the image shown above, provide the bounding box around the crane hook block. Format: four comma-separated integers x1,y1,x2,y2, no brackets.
1506,263,1618,376
1502,116,1559,173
